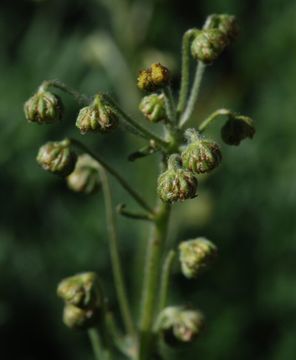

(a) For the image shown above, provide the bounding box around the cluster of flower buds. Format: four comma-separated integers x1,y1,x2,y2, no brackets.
139,93,168,123
179,237,217,279
156,306,205,346
221,114,255,145
191,14,239,64
137,63,170,92
67,154,101,195
36,139,77,177
157,154,198,203
24,89,63,124
205,14,240,45
57,272,102,330
76,94,119,134
181,128,222,174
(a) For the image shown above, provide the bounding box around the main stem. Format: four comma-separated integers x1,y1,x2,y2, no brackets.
100,167,135,336
139,200,171,360
88,328,105,360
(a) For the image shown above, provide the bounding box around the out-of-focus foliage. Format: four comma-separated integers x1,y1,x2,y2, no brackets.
0,0,295,359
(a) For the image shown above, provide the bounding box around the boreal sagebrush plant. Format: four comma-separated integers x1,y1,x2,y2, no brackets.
24,14,255,360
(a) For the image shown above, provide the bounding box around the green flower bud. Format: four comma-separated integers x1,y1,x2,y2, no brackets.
191,29,228,64
67,154,100,195
76,95,119,134
57,272,102,309
139,93,167,123
63,303,100,330
157,154,198,203
157,306,205,346
181,129,222,174
221,114,255,146
36,139,77,176
179,237,217,278
205,14,239,44
24,90,63,124
137,63,170,92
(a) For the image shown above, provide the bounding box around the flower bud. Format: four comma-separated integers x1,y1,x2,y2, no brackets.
24,90,63,124
205,14,239,44
221,114,255,146
66,154,100,195
57,272,102,309
157,154,198,203
76,95,119,134
137,63,170,92
63,303,100,330
36,139,77,176
179,237,217,278
181,129,222,174
157,306,205,346
139,93,167,123
191,29,228,64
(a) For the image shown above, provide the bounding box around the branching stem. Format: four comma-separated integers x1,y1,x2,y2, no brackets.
70,138,154,214
100,167,135,336
40,79,90,106
198,108,231,133
158,250,176,314
177,29,199,116
179,61,206,128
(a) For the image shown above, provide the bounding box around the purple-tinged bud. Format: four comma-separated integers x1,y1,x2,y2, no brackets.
157,154,198,203
181,128,222,174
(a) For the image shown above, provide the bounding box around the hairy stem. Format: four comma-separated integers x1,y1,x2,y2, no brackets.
179,61,206,128
100,167,135,336
88,328,107,360
157,250,176,314
70,138,154,214
40,79,89,106
198,108,231,133
177,29,198,116
162,86,177,124
139,200,171,360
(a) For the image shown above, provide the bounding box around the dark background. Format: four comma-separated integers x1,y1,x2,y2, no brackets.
1,0,296,359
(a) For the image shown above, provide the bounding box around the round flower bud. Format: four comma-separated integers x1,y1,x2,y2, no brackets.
137,63,170,92
139,93,167,123
24,90,63,124
67,154,100,195
57,272,102,310
76,95,119,134
157,306,205,346
179,237,217,278
36,139,77,177
157,154,198,203
181,128,222,174
191,29,228,64
221,114,255,146
205,14,239,44
63,303,100,330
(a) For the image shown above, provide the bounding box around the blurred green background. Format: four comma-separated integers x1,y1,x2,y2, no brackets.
1,0,296,359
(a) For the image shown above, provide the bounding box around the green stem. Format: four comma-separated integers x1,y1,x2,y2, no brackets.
88,328,105,360
139,200,171,360
117,204,154,222
103,94,169,150
100,167,136,336
177,29,198,116
179,61,206,128
198,108,231,133
157,250,176,314
70,138,154,214
162,86,177,124
40,79,89,106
